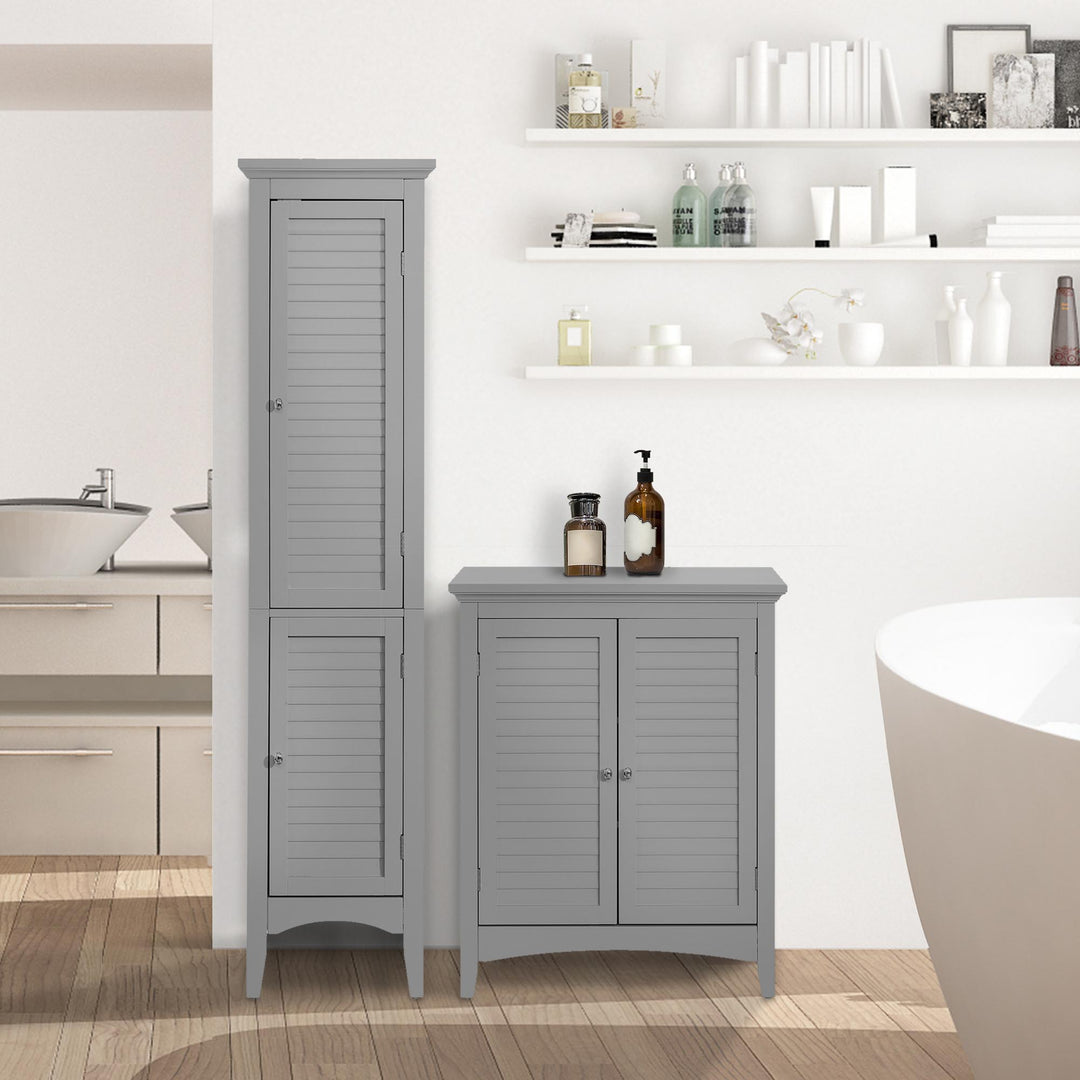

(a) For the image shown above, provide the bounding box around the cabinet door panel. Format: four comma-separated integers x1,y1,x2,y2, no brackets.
269,617,403,897
268,200,404,609
478,618,616,925
618,618,757,925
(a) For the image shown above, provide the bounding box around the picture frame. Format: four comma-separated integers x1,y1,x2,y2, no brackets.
948,25,1032,93
1033,39,1080,127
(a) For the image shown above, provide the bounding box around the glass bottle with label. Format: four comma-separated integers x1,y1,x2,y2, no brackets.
558,307,592,365
707,164,734,248
568,54,603,129
563,493,606,577
623,450,664,575
1050,276,1079,366
720,161,757,248
671,162,706,248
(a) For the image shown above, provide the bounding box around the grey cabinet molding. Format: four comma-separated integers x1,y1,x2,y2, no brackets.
450,567,786,1000
245,158,432,1001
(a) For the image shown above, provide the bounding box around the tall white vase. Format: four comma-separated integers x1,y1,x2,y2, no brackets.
935,285,957,365
972,271,1012,366
948,297,974,367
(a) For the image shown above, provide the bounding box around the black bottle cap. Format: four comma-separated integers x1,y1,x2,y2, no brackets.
1059,276,1074,289
815,239,830,248
929,233,939,248
634,449,653,483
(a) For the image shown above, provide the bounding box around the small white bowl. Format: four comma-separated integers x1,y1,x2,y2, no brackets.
839,322,885,366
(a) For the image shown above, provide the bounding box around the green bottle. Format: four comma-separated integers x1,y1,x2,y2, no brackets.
671,162,706,248
707,164,734,248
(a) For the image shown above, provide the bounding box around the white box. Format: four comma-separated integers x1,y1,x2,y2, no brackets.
631,39,665,126
838,185,872,246
875,166,916,242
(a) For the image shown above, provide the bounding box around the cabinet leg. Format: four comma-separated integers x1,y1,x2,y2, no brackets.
758,949,775,999
459,949,478,999
246,940,267,999
404,932,424,998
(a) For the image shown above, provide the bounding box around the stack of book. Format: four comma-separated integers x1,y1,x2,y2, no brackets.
975,216,1080,247
551,222,658,248
733,39,904,129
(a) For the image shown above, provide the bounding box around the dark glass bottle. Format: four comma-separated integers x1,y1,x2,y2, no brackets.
624,450,665,576
563,493,606,577
1050,276,1080,366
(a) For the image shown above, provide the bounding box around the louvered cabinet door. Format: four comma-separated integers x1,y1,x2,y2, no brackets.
617,619,758,924
268,617,403,897
477,619,617,925
268,200,404,609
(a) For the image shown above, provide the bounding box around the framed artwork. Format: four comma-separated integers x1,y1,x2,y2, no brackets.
930,92,987,128
991,53,1055,128
1033,40,1080,127
948,25,1032,93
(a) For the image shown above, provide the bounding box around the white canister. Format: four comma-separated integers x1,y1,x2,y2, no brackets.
658,344,693,366
649,324,682,346
838,322,885,366
631,345,659,366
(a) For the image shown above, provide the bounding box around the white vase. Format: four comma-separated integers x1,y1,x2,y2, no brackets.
948,297,974,366
724,338,788,366
972,272,1011,366
838,322,885,366
935,285,957,366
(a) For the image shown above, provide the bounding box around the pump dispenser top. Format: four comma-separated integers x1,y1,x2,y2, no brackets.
624,449,665,576
635,449,653,482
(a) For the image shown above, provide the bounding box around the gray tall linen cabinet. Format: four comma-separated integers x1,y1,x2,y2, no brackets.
449,567,787,999
241,159,434,998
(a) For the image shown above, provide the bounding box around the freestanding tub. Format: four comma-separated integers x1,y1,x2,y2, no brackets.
877,599,1080,1080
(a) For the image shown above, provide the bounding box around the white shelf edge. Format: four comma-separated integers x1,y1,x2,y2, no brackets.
523,365,1079,381
525,246,1080,263
525,127,1080,147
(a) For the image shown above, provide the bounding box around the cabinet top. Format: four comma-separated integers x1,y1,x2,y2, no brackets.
238,158,436,180
448,566,787,602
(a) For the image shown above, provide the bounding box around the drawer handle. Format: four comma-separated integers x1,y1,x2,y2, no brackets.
0,748,114,757
203,603,213,610
0,602,114,611
202,749,213,756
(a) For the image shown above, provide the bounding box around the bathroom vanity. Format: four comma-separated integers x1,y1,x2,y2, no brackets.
449,566,786,998
0,562,212,856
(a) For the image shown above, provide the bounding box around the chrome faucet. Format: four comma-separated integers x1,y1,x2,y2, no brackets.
79,468,117,570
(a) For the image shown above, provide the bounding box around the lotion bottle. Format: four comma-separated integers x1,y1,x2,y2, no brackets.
948,297,974,367
972,271,1011,366
934,285,957,365
623,449,664,576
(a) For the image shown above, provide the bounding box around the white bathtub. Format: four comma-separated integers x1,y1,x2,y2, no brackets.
877,599,1080,1080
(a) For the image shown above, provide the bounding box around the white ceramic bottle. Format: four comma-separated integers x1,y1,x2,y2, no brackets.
972,271,1011,366
934,285,957,365
948,297,974,367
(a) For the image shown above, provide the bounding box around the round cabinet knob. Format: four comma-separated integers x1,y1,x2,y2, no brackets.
600,767,613,781
620,766,633,781
270,753,285,767
272,398,284,412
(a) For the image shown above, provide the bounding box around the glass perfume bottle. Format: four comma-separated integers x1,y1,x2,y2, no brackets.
563,493,606,577
557,307,592,366
707,164,734,248
568,54,603,129
672,162,706,248
720,161,757,248
1050,276,1079,366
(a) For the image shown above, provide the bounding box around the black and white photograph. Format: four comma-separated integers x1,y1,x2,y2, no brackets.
1033,38,1080,126
948,24,1032,93
991,52,1055,127
930,90,987,127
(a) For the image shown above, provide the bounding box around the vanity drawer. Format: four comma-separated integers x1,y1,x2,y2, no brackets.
159,596,212,675
0,596,156,675
0,726,156,854
159,726,212,856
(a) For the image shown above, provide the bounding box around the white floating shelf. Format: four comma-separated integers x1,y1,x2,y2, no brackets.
526,127,1080,148
524,365,1079,381
526,246,1080,263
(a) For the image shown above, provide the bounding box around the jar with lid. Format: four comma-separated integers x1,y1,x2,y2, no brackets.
563,493,606,576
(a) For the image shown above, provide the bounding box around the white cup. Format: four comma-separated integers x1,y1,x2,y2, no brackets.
838,322,885,366
649,324,682,346
658,344,693,366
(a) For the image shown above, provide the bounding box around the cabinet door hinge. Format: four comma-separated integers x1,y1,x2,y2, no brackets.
400,833,405,860
754,653,759,676
477,866,482,892
399,531,406,558
475,653,481,677
754,867,759,891
400,250,407,276
399,653,405,680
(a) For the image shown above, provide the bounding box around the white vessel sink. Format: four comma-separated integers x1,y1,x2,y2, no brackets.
171,503,211,558
0,499,150,576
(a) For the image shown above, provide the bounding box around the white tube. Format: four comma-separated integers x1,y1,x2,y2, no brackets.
810,186,835,247
872,233,939,247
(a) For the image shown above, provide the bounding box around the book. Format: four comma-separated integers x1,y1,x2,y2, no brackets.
978,224,1080,237
749,40,770,128
987,215,1080,225
846,47,858,129
830,40,847,127
881,47,904,128
977,237,1080,247
861,39,870,127
819,45,831,128
780,51,809,127
809,44,820,128
734,56,749,127
869,42,882,128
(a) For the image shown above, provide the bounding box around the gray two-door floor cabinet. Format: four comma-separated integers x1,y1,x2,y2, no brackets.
449,567,787,998
241,159,434,999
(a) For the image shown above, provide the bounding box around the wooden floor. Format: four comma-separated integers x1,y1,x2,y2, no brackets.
0,856,972,1080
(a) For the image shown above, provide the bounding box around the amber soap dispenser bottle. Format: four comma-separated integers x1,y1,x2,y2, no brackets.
623,449,664,575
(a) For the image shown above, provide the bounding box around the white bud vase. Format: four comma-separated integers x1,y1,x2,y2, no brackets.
972,271,1011,366
948,297,974,367
935,285,957,365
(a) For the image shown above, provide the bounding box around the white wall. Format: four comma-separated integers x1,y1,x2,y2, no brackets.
1,111,212,561
212,0,1080,948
